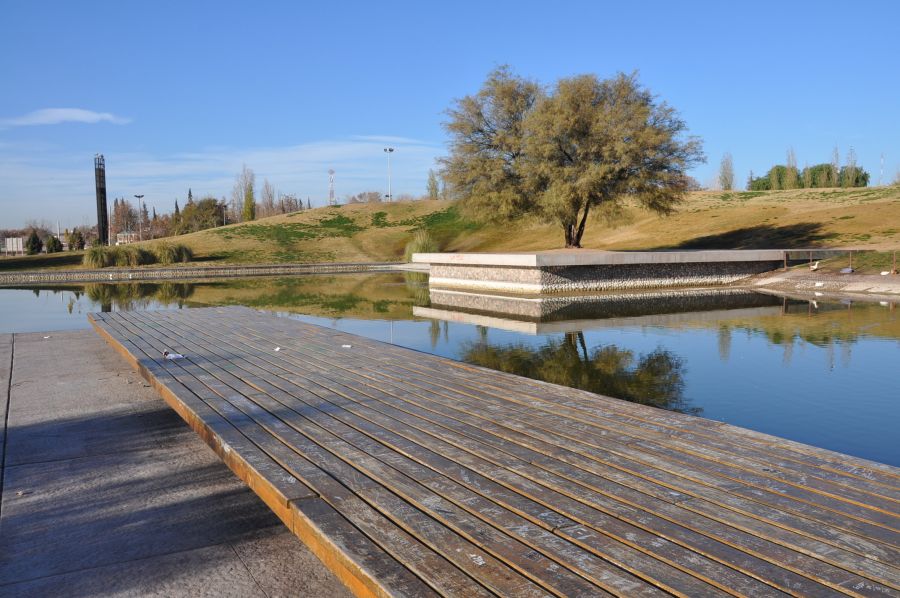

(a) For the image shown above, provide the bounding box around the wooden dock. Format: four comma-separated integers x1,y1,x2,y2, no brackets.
89,306,900,597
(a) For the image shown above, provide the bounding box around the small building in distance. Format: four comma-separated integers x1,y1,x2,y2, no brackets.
115,232,139,245
3,237,25,255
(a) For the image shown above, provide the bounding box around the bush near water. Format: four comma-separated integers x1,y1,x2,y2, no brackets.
82,243,193,268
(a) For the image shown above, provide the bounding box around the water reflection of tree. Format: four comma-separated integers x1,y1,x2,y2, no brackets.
462,331,697,414
403,271,430,307
84,282,195,311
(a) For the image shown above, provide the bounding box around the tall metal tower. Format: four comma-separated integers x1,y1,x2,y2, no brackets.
94,154,109,245
328,169,336,206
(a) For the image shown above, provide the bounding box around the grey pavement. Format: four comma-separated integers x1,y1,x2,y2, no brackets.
0,330,351,598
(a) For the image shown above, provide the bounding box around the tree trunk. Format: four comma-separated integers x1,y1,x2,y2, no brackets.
573,203,591,248
563,204,592,248
564,223,577,247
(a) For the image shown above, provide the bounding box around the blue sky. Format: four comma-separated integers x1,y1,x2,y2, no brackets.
2,0,899,228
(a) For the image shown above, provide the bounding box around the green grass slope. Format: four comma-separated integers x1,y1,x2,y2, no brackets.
177,186,900,263
3,186,898,272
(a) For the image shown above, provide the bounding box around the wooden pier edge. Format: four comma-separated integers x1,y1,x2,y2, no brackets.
86,308,900,598
89,313,398,598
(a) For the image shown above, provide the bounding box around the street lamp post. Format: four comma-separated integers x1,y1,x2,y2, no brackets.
383,147,395,201
134,194,144,241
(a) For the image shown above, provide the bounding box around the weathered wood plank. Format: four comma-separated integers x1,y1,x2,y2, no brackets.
89,307,900,598
91,314,449,598
188,309,900,563
107,313,503,598
144,309,897,596
236,305,900,492
142,314,749,597
122,311,651,597
274,312,900,502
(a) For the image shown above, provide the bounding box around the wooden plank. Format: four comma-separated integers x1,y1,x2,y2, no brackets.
144,314,754,597
90,308,900,598
91,314,447,598
109,313,508,598
189,309,900,566
88,314,316,514
237,305,900,492
178,312,900,592
143,310,896,597
237,314,896,524
122,311,653,597
279,312,900,503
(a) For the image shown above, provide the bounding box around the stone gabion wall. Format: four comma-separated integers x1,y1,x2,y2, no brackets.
429,265,543,288
0,262,403,286
430,261,783,294
540,262,784,293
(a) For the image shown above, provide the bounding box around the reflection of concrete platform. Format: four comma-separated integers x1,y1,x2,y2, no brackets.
413,250,794,294
413,287,785,334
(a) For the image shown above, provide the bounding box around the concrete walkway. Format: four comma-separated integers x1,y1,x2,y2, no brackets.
753,269,900,299
0,330,351,597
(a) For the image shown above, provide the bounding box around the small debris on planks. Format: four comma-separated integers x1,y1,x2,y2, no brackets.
163,350,185,360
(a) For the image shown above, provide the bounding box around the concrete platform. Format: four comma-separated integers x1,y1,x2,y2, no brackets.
413,249,794,267
412,250,827,294
0,330,350,598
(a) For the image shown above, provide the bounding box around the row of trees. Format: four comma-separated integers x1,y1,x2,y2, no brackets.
718,148,871,191
228,165,310,221
95,166,314,246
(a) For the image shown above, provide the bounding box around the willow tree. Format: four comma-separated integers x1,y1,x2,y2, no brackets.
442,68,703,247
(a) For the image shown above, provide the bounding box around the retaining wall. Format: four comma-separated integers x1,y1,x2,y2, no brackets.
0,262,403,286
429,261,784,294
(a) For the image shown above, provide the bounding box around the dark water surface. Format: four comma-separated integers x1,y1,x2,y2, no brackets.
1,273,897,466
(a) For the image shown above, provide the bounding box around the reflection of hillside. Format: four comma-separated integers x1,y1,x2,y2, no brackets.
462,332,696,414
707,300,900,355
186,273,417,319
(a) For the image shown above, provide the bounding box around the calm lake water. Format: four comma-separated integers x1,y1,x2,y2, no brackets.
1,272,898,466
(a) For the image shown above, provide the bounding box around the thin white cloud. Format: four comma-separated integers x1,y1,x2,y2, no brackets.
0,108,131,127
351,135,431,145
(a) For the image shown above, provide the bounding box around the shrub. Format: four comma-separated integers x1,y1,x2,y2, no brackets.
45,235,63,253
118,245,155,267
155,243,193,265
110,246,130,267
25,230,43,255
404,229,438,261
176,244,194,263
83,246,111,268
67,229,86,251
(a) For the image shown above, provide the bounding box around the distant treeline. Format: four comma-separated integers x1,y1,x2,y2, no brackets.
748,164,869,190
747,148,869,190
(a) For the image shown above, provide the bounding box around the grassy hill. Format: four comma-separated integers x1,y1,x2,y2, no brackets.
3,186,899,272
167,185,900,259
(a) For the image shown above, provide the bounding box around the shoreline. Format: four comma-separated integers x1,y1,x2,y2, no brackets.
750,269,900,301
2,260,898,305
0,261,407,285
